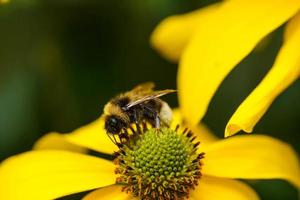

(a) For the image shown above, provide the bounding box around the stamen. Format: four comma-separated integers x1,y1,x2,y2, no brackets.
114,126,204,200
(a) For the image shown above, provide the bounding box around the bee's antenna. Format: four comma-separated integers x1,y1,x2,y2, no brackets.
105,131,118,146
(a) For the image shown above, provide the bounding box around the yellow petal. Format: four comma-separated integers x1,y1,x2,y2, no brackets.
0,150,116,200
0,0,9,4
225,12,300,137
178,0,300,126
63,117,118,154
34,117,118,154
150,3,221,62
33,132,87,153
190,176,259,200
284,11,300,41
202,135,300,189
171,108,218,150
83,185,134,200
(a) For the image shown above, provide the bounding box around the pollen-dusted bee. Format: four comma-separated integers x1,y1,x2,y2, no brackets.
103,82,175,143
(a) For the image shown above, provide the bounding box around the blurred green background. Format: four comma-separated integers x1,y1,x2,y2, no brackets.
0,0,299,199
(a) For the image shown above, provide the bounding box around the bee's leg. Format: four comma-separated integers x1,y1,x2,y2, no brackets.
141,104,160,128
142,121,148,132
154,115,160,128
119,131,129,144
106,132,118,146
106,133,115,144
112,133,119,145
123,128,129,138
135,122,142,135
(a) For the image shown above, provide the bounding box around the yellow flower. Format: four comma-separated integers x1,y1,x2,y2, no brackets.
151,0,300,137
0,1,300,199
0,112,299,199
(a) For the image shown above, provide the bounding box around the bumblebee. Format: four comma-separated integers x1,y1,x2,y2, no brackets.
103,82,175,142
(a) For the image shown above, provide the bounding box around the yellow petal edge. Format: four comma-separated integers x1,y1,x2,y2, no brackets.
178,0,300,126
150,2,221,62
34,117,118,154
33,132,87,153
225,11,300,137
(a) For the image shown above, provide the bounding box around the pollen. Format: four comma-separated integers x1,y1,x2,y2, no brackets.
114,126,204,200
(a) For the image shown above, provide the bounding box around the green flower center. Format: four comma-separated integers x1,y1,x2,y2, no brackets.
114,126,204,200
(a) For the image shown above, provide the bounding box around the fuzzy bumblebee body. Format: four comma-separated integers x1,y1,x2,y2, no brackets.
103,83,175,137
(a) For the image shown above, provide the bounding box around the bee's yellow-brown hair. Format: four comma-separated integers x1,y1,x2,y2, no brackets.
103,102,130,123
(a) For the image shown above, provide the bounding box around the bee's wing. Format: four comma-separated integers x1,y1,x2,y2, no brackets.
131,82,155,94
124,89,176,109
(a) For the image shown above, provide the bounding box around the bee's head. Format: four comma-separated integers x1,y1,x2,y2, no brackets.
105,115,126,134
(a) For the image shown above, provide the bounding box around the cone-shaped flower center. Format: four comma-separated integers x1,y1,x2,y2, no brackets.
114,126,204,200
